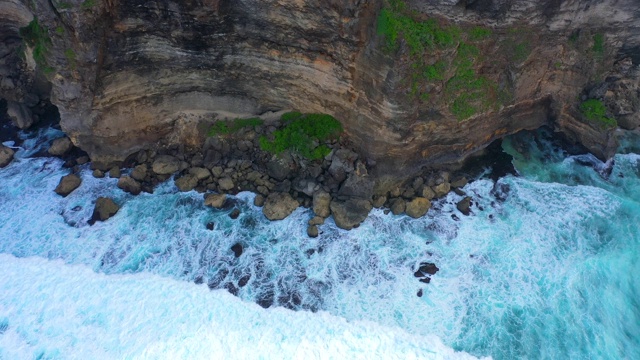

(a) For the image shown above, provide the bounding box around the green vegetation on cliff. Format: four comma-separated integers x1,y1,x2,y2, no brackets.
208,117,264,136
376,0,501,121
580,99,616,128
259,113,343,160
19,18,53,74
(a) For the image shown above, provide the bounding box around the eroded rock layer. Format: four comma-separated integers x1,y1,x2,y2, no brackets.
1,0,639,178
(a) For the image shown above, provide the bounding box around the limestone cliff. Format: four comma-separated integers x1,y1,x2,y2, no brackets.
1,0,639,177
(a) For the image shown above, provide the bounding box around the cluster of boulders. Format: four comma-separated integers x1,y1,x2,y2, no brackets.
44,121,475,233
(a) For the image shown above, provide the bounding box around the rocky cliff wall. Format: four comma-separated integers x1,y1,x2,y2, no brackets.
1,0,639,178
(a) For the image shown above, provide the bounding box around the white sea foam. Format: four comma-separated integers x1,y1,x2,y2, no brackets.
0,254,481,360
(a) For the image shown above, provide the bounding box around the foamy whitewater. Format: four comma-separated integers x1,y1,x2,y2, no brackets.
0,127,638,359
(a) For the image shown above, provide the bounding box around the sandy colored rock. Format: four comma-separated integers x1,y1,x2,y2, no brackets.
405,197,431,219
329,199,372,230
175,174,198,192
312,191,332,218
262,192,299,221
218,177,235,191
152,155,181,175
189,167,211,181
307,225,319,238
433,182,451,198
90,197,120,224
390,198,406,216
117,176,141,195
0,145,15,168
55,174,81,197
204,193,226,208
131,164,147,181
48,137,73,157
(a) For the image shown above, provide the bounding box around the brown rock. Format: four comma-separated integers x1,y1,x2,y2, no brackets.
189,167,211,181
405,197,431,219
48,137,73,156
218,177,235,191
457,196,472,216
433,182,451,198
152,155,181,175
108,166,121,178
312,191,332,218
204,193,226,208
329,198,372,230
117,176,142,195
254,194,265,207
451,177,468,188
307,225,319,238
90,197,119,224
92,169,105,178
262,192,299,220
390,198,406,216
131,164,147,181
0,145,15,168
175,174,198,192
421,186,436,200
55,174,82,197
372,195,387,208
308,216,325,226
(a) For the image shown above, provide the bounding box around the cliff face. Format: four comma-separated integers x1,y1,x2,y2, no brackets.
1,0,639,176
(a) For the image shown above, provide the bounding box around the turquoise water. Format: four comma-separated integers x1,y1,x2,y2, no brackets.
0,127,638,359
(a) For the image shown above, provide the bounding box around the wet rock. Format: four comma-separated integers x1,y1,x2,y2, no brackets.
254,194,265,207
189,167,211,181
308,216,325,226
89,197,119,224
229,208,241,219
7,101,34,129
152,155,181,175
131,164,147,181
92,169,104,178
55,174,82,197
419,277,431,284
433,182,451,198
108,166,121,179
76,156,89,165
117,176,142,195
405,197,431,219
329,198,372,230
417,289,423,297
390,198,406,215
48,137,73,156
457,197,472,216
231,243,243,257
419,262,439,275
453,188,466,196
263,192,299,220
218,177,235,191
371,195,386,208
204,193,226,208
451,177,468,188
206,222,215,230
312,190,332,218
0,145,15,168
307,225,319,238
175,174,198,192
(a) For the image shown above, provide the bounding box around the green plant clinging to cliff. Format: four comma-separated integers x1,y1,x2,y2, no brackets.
377,0,500,121
208,117,264,136
580,99,616,128
592,33,605,56
19,18,53,74
259,113,343,160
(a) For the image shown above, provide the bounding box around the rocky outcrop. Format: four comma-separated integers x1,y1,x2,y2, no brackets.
204,193,227,209
89,197,119,224
0,145,15,167
330,198,372,230
262,192,299,220
48,136,72,156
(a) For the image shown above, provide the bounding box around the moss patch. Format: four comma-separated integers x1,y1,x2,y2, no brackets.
208,117,264,136
259,113,343,160
580,99,616,128
19,18,53,74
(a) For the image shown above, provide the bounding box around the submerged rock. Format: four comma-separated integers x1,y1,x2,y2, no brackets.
263,192,299,220
89,197,119,224
330,198,372,230
0,145,15,168
55,174,81,197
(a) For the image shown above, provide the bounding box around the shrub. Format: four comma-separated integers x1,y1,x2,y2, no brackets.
580,99,616,127
208,117,264,136
592,33,604,55
19,18,53,73
81,0,96,9
259,113,343,160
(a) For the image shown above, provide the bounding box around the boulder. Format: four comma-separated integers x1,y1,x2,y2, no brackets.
266,155,292,181
152,155,181,175
189,167,211,181
76,156,89,165
307,225,319,238
292,177,317,197
0,145,15,168
405,197,431,219
421,186,436,200
254,194,265,207
131,164,147,181
312,191,332,218
218,177,235,191
308,216,325,226
433,182,451,198
329,198,372,230
372,195,387,208
55,174,81,197
48,137,73,156
92,169,104,178
108,166,121,178
451,177,468,188
338,173,374,200
390,198,406,215
457,196,472,216
117,176,142,195
175,174,198,192
262,192,299,220
204,193,226,208
328,149,357,182
90,197,119,224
